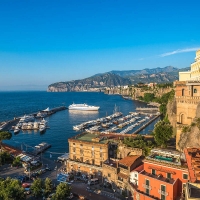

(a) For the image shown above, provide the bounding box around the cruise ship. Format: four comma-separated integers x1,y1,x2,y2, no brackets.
68,103,100,111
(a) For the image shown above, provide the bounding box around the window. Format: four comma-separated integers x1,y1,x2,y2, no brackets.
73,143,75,145
80,144,83,147
152,169,156,175
135,173,137,178
145,179,150,195
73,147,76,152
182,183,186,191
80,157,83,162
183,174,188,180
118,176,123,181
92,159,94,165
73,155,76,160
80,149,83,153
161,185,166,200
108,173,111,177
100,152,103,157
194,88,197,93
182,89,185,96
167,173,171,179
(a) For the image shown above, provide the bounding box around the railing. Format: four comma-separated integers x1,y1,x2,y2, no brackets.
158,189,168,196
142,184,152,190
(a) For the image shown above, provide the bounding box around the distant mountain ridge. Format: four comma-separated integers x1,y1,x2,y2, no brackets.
47,66,190,92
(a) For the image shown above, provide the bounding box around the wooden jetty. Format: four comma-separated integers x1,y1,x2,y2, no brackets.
131,114,161,135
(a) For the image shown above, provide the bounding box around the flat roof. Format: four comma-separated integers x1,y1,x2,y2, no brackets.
75,132,108,144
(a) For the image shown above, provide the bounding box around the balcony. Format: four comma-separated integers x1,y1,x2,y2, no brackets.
141,171,175,184
142,184,152,190
158,189,168,196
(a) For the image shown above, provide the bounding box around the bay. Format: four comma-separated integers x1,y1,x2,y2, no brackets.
0,91,160,159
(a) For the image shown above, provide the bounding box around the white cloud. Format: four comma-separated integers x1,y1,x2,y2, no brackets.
160,47,200,57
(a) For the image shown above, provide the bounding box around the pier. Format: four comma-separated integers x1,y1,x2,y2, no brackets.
131,114,161,135
32,142,51,155
136,107,159,111
0,106,67,131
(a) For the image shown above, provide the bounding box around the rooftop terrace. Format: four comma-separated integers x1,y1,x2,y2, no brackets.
146,148,185,167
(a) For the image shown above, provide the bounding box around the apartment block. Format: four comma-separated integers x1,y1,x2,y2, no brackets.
131,149,188,200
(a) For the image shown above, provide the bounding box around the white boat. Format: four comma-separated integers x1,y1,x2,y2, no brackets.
14,127,20,134
39,125,46,133
68,103,100,111
19,115,35,123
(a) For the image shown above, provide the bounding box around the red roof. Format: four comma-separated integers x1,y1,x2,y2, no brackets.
119,155,140,167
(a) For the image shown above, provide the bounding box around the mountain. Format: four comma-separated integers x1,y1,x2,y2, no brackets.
47,66,190,92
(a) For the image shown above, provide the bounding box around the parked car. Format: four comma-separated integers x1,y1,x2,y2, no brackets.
22,183,32,188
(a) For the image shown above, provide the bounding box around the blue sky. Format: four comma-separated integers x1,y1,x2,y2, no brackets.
0,0,200,90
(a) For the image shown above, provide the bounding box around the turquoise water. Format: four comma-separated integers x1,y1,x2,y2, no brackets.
155,156,173,162
0,91,160,159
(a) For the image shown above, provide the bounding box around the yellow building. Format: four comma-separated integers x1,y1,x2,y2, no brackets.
175,49,200,149
67,132,110,177
179,50,200,81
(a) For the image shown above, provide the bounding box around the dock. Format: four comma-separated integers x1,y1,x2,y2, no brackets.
131,114,161,135
32,142,51,155
0,106,67,131
136,107,159,111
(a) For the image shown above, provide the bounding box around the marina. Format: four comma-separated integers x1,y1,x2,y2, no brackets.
72,111,160,135
0,91,160,159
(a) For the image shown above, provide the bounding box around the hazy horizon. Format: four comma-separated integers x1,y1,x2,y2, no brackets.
1,0,200,90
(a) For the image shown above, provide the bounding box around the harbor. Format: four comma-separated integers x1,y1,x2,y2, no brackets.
0,92,160,159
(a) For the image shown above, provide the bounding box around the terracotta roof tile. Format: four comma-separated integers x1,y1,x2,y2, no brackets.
119,155,140,167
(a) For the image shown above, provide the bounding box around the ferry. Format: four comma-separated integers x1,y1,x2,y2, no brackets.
68,103,100,111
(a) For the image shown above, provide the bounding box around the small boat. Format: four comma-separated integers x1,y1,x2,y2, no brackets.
39,125,46,133
14,127,20,134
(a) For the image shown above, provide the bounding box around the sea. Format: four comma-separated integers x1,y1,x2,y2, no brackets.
0,91,160,159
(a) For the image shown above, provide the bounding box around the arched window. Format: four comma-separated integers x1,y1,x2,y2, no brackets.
194,88,197,93
182,89,185,96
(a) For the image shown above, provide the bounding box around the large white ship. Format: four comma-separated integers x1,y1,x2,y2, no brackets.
68,103,100,111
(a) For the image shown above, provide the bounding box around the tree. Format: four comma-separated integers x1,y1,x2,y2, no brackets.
53,182,71,200
0,131,12,166
0,131,12,150
153,121,173,147
30,178,43,199
0,177,26,200
44,178,53,197
143,93,155,102
12,156,21,167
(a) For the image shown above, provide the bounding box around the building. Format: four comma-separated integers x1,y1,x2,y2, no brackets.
67,132,110,177
185,182,200,200
175,49,200,149
102,155,143,194
117,143,143,159
131,149,188,200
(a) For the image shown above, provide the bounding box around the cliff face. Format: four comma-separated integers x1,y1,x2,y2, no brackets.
178,126,200,150
166,98,177,127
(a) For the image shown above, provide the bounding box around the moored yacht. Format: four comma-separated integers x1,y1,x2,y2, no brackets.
68,103,100,111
